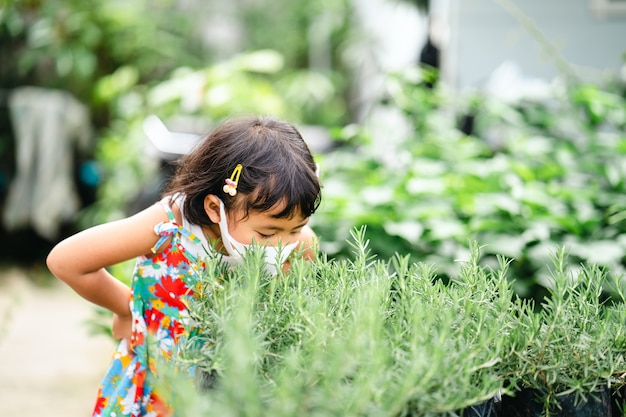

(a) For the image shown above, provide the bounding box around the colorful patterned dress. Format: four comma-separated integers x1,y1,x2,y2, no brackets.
92,196,210,417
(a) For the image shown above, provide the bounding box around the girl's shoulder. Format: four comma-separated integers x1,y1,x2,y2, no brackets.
157,193,213,258
158,194,184,225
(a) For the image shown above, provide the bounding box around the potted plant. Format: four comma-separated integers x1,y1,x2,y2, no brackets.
498,248,626,417
388,242,516,417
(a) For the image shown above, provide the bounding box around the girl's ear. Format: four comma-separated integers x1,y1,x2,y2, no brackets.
203,194,222,224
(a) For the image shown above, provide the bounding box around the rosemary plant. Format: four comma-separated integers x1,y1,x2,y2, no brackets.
171,231,626,417
387,242,515,416
174,231,524,417
501,247,626,415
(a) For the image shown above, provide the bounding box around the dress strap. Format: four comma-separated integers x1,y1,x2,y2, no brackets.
151,200,202,258
160,199,176,222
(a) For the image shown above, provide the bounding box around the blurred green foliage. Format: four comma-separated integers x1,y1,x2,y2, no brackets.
1,0,356,231
0,0,205,123
4,0,626,306
0,0,207,214
0,0,354,126
313,65,626,299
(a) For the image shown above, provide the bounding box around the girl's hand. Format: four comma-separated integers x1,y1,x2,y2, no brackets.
112,313,132,341
297,225,319,261
282,226,318,272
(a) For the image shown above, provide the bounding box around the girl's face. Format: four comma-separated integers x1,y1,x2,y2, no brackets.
203,195,310,249
226,204,310,247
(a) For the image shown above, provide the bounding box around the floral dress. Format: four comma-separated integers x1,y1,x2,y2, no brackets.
93,196,209,417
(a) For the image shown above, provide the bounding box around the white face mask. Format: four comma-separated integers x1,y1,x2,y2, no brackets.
217,199,298,275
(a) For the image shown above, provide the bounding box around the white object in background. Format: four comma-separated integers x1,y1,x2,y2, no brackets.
4,87,92,240
142,115,202,159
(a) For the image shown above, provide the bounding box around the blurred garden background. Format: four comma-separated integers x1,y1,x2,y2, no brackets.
0,0,625,415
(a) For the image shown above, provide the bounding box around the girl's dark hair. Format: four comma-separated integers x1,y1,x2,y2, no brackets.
164,115,321,225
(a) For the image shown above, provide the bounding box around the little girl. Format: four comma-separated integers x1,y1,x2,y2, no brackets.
46,115,322,417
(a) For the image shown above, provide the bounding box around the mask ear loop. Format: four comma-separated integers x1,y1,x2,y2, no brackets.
223,164,243,196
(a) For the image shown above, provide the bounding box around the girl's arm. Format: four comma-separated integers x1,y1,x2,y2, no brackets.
46,202,170,319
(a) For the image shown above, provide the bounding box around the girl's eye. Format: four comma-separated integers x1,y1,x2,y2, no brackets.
257,232,275,239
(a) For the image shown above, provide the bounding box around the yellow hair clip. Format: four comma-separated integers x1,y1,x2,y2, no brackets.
223,164,242,196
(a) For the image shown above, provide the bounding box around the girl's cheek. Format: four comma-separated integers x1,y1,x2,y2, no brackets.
231,229,254,245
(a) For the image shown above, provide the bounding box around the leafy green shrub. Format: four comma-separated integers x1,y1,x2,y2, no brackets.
234,0,353,125
161,230,626,416
0,0,204,117
314,67,626,299
175,231,520,416
0,0,205,212
2,0,355,230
